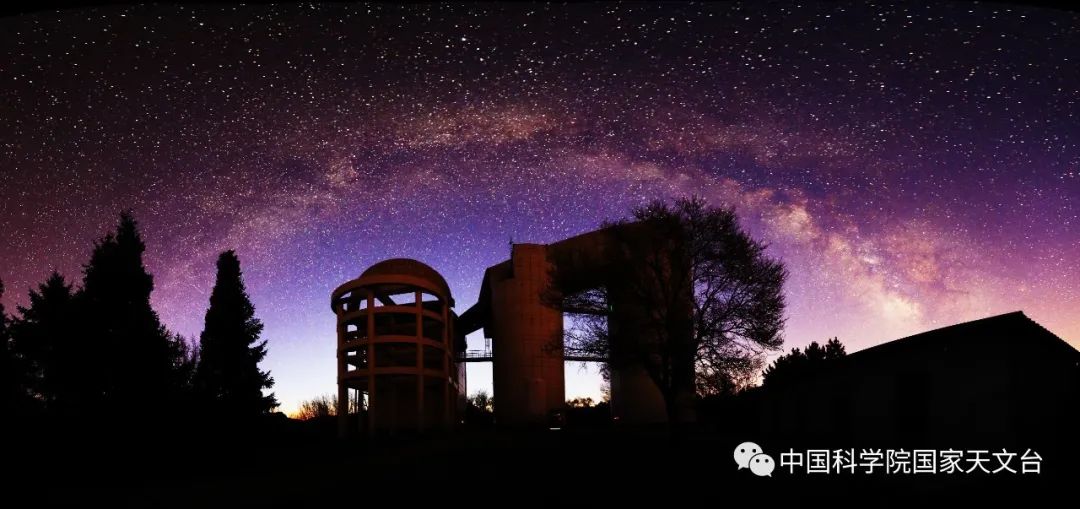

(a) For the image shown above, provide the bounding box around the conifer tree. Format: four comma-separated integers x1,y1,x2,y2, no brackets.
194,250,277,417
0,278,30,414
0,279,10,397
79,212,180,415
12,272,81,413
762,337,847,388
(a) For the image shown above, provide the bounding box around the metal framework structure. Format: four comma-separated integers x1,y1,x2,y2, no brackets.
331,259,465,436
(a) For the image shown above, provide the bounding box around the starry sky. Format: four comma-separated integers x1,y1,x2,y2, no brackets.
1,2,1077,413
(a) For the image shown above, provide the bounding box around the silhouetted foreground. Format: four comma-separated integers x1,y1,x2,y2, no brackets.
7,311,1078,506
748,312,1080,449
5,421,1073,506
2,209,1077,504
0,213,277,428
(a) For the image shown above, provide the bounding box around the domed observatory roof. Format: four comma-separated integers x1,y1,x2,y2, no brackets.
359,258,451,298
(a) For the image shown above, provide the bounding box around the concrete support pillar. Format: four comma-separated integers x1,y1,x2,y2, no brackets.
606,290,669,424
491,244,565,427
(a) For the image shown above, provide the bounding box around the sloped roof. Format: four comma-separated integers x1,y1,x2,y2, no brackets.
847,311,1079,364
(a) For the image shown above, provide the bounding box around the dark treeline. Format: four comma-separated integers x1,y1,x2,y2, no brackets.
697,337,848,428
761,337,846,388
0,212,276,435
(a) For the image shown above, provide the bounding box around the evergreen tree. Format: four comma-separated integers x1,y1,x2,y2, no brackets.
79,212,181,415
0,278,11,401
762,337,847,388
194,250,277,417
823,337,846,359
12,273,81,413
0,277,33,414
167,332,199,405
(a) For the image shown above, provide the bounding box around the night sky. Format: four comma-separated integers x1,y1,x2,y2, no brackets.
1,3,1077,413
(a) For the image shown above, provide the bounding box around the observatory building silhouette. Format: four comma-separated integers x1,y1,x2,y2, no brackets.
331,230,1080,441
332,225,677,436
331,259,467,435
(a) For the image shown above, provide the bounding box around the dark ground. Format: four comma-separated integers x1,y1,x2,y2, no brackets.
4,416,1073,507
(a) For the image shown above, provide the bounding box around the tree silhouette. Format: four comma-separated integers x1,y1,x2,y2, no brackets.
9,215,195,420
466,390,495,427
79,212,188,417
468,390,494,413
166,331,199,410
11,272,82,413
293,394,354,420
553,197,787,426
0,278,34,415
301,394,334,419
194,250,277,417
761,337,846,388
696,352,763,397
0,280,9,404
566,397,595,408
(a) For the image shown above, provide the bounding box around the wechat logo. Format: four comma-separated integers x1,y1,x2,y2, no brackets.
734,441,775,477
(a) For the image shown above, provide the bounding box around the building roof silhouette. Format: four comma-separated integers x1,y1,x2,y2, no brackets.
360,258,451,297
754,311,1080,447
846,311,1079,365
